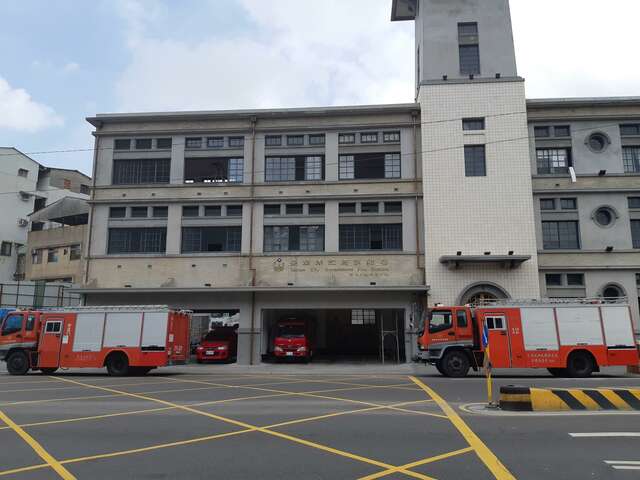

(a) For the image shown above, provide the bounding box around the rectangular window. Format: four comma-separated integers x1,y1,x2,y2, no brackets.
536,148,571,175
32,249,42,265
228,137,244,148
620,124,640,136
534,126,550,138
545,274,563,286
114,139,131,150
182,206,200,217
384,201,402,214
339,203,356,214
286,204,303,215
113,159,170,185
265,135,282,147
186,138,203,149
540,199,556,211
135,139,152,150
383,131,401,143
152,206,168,218
339,153,399,180
226,205,243,217
204,206,222,217
339,224,403,251
109,207,126,219
458,22,478,36
80,184,90,195
361,133,378,144
130,207,148,218
47,248,59,263
339,133,355,144
308,204,325,215
265,157,296,182
351,309,376,326
0,242,12,257
287,135,304,146
309,134,325,145
554,126,571,137
184,157,243,183
623,147,640,173
542,221,580,250
206,137,225,149
108,228,166,254
264,225,325,252
264,204,281,216
560,198,577,210
228,158,244,183
361,202,379,214
628,197,640,209
464,145,486,177
384,153,401,179
632,220,640,249
567,273,585,286
459,45,480,75
462,118,485,131
181,227,241,253
339,155,355,180
17,168,29,178
156,138,172,149
69,244,82,261
304,156,323,180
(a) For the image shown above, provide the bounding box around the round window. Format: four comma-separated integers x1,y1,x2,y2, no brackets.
602,285,624,301
587,133,608,153
593,207,616,227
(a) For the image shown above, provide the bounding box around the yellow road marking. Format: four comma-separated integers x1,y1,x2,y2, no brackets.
49,376,433,480
358,447,474,480
0,408,76,480
410,376,516,480
0,379,182,394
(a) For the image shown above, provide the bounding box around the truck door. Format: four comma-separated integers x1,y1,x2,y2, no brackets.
427,310,455,345
38,319,64,368
484,314,511,368
0,313,26,348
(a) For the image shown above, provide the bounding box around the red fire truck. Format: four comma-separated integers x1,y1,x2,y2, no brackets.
0,306,190,376
415,299,640,378
273,318,314,362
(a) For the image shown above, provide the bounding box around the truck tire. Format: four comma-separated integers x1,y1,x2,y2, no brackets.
547,368,567,377
6,351,30,375
435,360,446,376
106,353,130,377
40,368,58,375
440,350,470,378
566,351,595,378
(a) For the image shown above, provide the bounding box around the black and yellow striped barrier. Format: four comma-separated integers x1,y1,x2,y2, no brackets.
500,385,640,412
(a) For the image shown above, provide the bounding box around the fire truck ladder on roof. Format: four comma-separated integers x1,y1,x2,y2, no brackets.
470,297,629,307
35,305,194,313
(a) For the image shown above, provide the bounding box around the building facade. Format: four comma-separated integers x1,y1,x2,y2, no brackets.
80,0,640,364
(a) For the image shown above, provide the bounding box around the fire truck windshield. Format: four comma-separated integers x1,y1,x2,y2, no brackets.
429,311,453,333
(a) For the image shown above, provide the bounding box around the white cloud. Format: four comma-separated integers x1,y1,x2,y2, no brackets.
62,62,80,73
0,76,64,132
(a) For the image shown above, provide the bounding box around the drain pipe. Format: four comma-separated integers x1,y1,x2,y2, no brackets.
248,116,257,365
83,133,100,305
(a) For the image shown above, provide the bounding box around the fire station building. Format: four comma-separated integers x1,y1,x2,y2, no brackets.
78,0,640,364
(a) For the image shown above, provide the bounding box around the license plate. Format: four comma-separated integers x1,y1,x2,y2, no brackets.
286,352,294,357
206,351,215,355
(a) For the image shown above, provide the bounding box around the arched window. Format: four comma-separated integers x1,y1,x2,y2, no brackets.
601,284,625,303
459,283,509,306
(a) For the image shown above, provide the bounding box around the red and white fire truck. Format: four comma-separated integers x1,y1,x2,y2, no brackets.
415,299,640,378
0,306,190,376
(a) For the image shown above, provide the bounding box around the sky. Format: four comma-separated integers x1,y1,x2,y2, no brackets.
1,0,639,177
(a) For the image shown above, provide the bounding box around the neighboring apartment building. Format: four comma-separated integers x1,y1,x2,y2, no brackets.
80,0,640,364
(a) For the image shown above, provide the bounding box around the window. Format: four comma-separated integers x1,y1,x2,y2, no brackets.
156,138,172,149
339,133,355,144
264,225,324,252
228,158,244,183
204,206,222,217
286,204,303,215
629,197,640,209
361,202,379,214
265,135,282,147
459,45,480,75
536,148,571,175
309,134,325,145
17,168,28,178
456,310,468,328
80,184,90,195
458,22,478,36
429,311,452,333
308,204,325,215
464,145,486,177
339,155,354,180
206,137,224,149
181,227,241,253
304,156,323,180
339,153,398,180
182,206,200,218
110,207,126,219
114,139,131,150
623,147,640,173
63,178,72,190
186,138,203,149
0,242,11,256
228,137,244,148
361,133,378,144
25,315,35,332
534,127,550,138
620,124,640,136
264,204,281,216
587,133,608,153
560,198,577,210
152,206,168,218
287,135,304,146
135,139,152,150
462,118,485,131
383,131,401,143
108,228,167,254
567,273,585,286
184,157,244,184
339,224,402,251
31,249,42,265
265,156,324,182
113,159,170,185
47,248,58,263
339,203,356,214
632,220,640,249
542,221,580,249
540,199,556,211
485,316,506,330
45,321,62,334
384,201,402,214
385,153,401,178
226,205,243,217
545,274,562,286
2,314,23,335
69,244,82,261
130,207,148,218
594,207,615,227
351,309,376,326
554,126,571,137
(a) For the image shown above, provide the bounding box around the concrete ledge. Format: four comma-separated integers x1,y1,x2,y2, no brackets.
500,385,640,412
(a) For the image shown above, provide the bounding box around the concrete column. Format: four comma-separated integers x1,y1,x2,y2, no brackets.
244,135,257,184
166,205,182,254
170,136,185,185
401,127,416,180
91,206,109,256
325,200,339,253
325,132,339,181
96,138,114,187
242,202,261,255
402,199,417,253
253,134,265,183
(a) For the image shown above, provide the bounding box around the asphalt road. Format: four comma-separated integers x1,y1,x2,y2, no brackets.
0,363,638,480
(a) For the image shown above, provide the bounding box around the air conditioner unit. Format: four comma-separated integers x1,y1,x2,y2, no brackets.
17,218,29,227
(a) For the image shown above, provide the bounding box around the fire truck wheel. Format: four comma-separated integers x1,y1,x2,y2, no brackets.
547,368,567,377
106,353,130,377
435,361,446,376
40,368,58,375
6,351,30,376
440,350,470,378
566,351,595,378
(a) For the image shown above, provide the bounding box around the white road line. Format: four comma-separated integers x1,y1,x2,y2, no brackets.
605,461,640,465
570,433,640,438
611,466,640,470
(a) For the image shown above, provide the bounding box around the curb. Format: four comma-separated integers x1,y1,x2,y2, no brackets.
500,385,640,412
